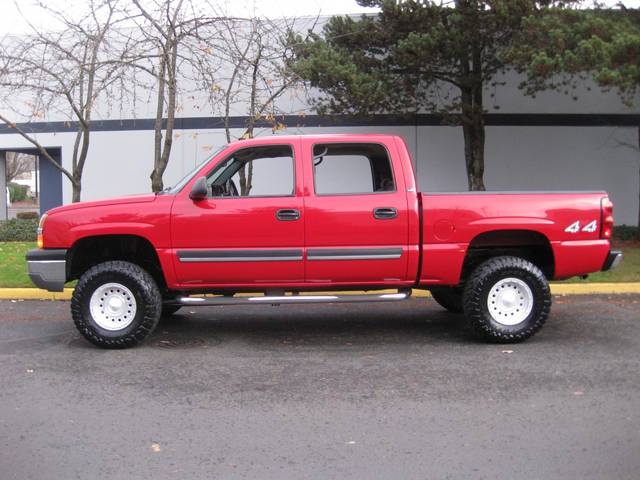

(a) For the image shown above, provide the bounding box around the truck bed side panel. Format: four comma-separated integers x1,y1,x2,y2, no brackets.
419,192,610,285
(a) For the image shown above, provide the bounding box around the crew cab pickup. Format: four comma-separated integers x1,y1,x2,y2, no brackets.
27,134,622,348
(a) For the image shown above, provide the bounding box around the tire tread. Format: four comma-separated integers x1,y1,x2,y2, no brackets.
462,256,551,343
71,261,161,348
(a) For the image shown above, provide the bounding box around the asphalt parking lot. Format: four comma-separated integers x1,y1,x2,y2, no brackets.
1,295,639,480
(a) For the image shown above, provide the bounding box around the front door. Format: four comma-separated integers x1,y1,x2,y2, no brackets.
171,141,304,287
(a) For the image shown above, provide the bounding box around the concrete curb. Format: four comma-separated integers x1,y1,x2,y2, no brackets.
1,283,639,300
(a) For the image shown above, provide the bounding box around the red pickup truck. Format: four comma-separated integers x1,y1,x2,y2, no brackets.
27,134,622,348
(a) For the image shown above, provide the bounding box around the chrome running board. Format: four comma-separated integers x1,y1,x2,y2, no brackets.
166,289,412,307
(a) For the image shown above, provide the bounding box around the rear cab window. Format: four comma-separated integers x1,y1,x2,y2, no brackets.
312,143,395,195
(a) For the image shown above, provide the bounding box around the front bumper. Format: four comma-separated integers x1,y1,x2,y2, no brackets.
601,250,623,272
26,249,68,292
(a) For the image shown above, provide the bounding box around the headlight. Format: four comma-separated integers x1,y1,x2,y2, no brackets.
37,213,47,249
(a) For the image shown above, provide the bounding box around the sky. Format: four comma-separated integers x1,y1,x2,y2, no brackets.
0,0,378,34
0,0,637,34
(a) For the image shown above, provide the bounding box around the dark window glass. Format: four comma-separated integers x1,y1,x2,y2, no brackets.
312,143,395,195
206,145,294,197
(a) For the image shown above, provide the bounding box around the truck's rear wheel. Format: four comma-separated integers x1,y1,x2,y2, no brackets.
462,256,551,343
429,286,463,313
71,261,162,348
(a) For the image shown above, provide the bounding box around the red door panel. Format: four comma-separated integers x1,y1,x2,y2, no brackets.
301,137,411,285
170,139,305,287
171,197,305,286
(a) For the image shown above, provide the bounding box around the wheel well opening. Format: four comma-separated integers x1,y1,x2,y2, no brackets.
68,235,166,289
462,230,554,282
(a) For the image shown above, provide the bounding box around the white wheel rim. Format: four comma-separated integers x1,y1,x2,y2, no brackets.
487,277,533,326
89,282,137,331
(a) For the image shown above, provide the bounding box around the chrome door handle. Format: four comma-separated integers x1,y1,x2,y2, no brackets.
373,207,397,220
276,209,301,221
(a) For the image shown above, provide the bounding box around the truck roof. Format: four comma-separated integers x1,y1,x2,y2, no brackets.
228,133,402,145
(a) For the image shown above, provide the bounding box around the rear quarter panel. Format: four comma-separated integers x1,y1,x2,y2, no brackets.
420,192,610,285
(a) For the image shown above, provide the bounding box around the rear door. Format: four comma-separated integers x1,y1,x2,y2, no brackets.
171,140,304,287
301,138,410,285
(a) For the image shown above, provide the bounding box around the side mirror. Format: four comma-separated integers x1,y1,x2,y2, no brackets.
189,177,208,201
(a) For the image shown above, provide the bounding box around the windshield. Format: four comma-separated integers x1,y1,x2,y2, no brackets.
161,145,226,195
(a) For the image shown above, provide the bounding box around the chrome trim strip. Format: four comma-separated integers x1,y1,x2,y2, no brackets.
180,256,303,263
177,249,303,263
307,248,403,261
308,254,401,261
27,260,66,264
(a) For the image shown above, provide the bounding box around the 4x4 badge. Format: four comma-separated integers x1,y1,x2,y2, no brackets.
564,220,597,233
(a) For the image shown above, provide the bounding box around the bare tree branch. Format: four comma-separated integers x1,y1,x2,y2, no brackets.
1,0,126,202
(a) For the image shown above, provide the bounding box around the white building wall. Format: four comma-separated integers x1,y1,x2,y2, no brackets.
415,125,639,225
0,121,638,225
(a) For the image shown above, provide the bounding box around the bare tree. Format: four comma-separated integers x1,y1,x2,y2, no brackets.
0,0,124,202
117,0,225,192
207,16,307,195
4,152,35,183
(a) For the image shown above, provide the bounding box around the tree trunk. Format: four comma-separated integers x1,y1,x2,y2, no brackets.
460,85,486,191
151,40,178,193
637,126,639,236
72,180,82,203
237,55,261,196
70,124,91,203
238,125,254,195
150,55,167,193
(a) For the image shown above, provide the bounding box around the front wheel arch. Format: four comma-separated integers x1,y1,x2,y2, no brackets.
67,234,167,290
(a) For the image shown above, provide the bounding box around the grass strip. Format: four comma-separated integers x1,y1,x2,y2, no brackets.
1,241,638,288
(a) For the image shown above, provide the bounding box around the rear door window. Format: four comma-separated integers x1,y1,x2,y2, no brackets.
312,143,395,195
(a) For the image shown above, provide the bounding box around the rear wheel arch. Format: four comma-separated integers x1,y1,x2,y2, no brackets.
461,229,555,283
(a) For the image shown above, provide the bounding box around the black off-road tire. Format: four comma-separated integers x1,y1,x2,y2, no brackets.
429,286,463,313
462,256,551,343
71,261,162,348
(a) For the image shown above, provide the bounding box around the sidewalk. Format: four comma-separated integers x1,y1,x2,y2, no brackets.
1,283,639,300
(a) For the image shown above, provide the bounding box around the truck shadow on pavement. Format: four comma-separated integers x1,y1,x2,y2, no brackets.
110,295,640,350
144,300,473,350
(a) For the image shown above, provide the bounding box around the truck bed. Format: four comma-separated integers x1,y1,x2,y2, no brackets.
419,191,610,284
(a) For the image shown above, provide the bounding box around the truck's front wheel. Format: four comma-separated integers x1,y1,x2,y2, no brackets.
71,261,162,348
463,256,551,343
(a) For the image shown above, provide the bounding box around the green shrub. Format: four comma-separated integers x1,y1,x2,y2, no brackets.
16,211,39,220
8,183,28,203
613,225,639,242
0,218,38,241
